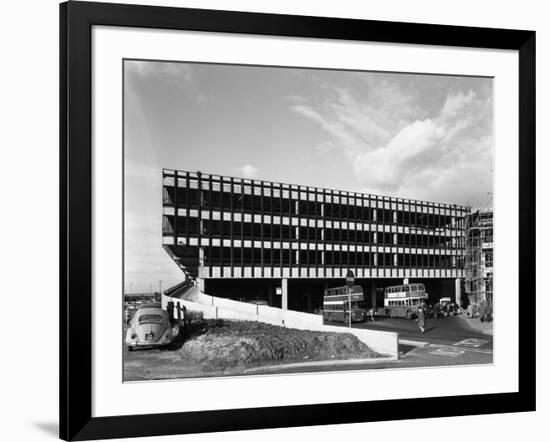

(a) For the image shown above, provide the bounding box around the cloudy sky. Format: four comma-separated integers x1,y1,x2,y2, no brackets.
124,60,494,292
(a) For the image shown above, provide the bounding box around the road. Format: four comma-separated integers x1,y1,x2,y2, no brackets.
313,314,494,371
354,314,492,348
124,315,493,380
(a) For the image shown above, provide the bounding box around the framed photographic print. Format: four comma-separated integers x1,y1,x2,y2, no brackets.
60,1,535,440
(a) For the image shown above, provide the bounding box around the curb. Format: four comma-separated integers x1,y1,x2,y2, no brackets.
399,339,429,348
243,356,398,373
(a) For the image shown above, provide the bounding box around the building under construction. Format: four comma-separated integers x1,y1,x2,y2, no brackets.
464,209,493,304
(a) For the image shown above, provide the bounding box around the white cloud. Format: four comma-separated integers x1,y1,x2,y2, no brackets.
440,89,476,119
290,80,493,206
126,60,206,103
283,95,308,104
238,164,260,179
127,60,194,83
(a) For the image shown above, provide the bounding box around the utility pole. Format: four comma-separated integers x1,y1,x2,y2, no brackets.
159,280,163,297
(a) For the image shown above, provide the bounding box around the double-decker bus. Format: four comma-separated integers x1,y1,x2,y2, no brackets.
322,285,366,323
383,283,428,319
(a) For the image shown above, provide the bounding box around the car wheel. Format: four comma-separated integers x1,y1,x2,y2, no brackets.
127,346,134,352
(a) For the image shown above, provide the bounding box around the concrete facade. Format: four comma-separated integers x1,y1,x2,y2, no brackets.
162,169,468,310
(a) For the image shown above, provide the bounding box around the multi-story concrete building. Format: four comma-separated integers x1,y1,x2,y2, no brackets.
161,169,468,312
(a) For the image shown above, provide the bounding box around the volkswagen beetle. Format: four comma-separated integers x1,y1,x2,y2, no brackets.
125,303,179,351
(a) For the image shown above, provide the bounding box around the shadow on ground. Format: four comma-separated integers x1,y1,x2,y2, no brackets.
398,344,416,355
33,422,58,438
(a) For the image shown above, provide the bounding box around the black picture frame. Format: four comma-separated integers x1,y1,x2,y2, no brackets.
60,1,536,440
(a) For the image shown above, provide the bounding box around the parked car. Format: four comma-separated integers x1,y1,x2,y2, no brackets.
125,303,179,351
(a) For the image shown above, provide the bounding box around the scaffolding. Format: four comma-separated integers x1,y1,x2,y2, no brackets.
464,209,493,304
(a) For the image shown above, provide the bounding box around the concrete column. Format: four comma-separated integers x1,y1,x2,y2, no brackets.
197,278,206,293
199,247,205,266
369,281,377,308
455,278,462,307
393,211,397,223
282,278,288,311
268,283,274,306
403,278,409,285
393,253,398,266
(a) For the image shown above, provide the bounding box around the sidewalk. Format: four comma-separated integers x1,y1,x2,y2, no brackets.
457,314,493,336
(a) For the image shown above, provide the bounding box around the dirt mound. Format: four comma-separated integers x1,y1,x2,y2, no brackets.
179,319,383,369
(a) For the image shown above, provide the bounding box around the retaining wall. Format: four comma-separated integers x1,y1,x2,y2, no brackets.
162,292,399,357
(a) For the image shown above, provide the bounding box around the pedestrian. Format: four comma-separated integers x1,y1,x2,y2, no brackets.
124,308,131,326
370,306,376,322
434,302,440,320
417,304,426,333
479,301,487,323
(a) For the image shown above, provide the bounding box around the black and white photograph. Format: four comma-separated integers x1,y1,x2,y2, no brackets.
1,0,542,440
123,59,495,381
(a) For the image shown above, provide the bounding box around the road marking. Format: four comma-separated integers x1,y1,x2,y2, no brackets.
430,348,465,357
431,344,493,355
453,338,490,348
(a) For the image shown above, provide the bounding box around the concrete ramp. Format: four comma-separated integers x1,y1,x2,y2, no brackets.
162,288,399,358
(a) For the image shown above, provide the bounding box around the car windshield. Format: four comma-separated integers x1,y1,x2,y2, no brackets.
138,314,163,324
